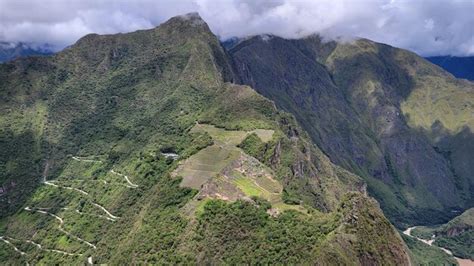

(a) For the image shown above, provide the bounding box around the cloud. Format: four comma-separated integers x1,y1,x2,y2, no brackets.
0,0,473,56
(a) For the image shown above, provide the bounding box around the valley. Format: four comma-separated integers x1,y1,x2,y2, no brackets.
403,226,474,266
409,208,474,262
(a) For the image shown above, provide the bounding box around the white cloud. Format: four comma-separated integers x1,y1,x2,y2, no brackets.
0,0,473,56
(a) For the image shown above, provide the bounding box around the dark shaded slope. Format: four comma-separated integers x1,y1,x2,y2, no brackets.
228,35,474,227
229,35,382,199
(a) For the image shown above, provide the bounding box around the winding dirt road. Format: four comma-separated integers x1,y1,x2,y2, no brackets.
0,236,26,256
45,181,89,195
6,155,130,263
110,170,139,188
91,203,120,220
72,156,103,163
1,235,81,256
24,207,97,249
25,238,81,256
43,179,119,220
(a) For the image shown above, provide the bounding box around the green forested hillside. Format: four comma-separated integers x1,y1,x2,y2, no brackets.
0,14,410,264
228,35,474,227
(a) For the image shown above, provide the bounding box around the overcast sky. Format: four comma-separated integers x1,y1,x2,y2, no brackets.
1,0,473,56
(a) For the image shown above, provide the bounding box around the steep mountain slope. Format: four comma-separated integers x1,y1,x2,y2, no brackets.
228,35,474,227
0,14,409,264
427,56,474,81
0,42,53,63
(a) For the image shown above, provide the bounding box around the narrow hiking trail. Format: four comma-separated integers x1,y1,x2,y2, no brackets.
403,226,474,266
67,179,108,185
66,178,142,189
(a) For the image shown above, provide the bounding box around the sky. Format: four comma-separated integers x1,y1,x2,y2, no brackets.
1,0,473,56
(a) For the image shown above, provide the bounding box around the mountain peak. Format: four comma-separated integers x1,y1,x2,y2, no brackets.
178,12,205,23
163,12,207,28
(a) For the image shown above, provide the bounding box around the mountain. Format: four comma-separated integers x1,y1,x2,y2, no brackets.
0,13,411,264
427,56,474,81
0,42,54,63
227,35,474,227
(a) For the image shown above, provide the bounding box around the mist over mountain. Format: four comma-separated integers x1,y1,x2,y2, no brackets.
1,0,474,57
0,42,54,63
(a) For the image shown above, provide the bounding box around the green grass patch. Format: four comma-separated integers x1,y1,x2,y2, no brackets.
250,129,274,143
233,176,268,198
195,197,212,217
192,124,248,146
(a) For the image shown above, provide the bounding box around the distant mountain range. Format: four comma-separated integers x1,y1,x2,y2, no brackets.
3,41,473,83
0,42,54,63
426,56,474,81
